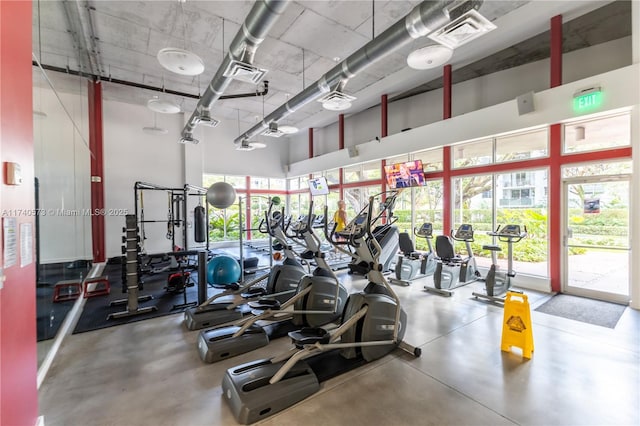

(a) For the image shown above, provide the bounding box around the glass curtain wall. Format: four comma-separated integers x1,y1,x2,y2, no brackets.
451,128,551,276
413,179,444,251
33,65,91,367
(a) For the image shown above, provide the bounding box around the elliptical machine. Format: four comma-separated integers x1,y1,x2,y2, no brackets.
183,198,307,331
473,224,527,304
347,211,399,275
221,191,420,425
425,224,480,297
195,201,348,363
390,222,437,286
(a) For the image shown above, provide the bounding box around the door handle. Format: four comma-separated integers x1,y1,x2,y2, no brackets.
567,227,573,238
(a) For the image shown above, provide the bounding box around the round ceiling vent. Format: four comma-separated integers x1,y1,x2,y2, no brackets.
147,98,181,114
157,47,205,76
278,125,299,134
407,45,453,70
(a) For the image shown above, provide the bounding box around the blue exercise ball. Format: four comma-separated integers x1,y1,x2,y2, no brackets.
207,255,241,285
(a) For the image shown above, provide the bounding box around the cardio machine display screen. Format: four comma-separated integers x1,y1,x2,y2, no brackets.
502,225,520,235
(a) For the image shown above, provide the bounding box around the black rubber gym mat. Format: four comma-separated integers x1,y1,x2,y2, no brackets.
37,262,93,341
534,294,626,329
37,285,75,341
73,263,201,334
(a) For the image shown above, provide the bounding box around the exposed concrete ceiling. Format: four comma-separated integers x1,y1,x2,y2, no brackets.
393,0,632,101
32,0,626,135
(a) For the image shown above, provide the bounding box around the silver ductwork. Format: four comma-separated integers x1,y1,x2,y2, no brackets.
234,0,483,146
180,0,289,143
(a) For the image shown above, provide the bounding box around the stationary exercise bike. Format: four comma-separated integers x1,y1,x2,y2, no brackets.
473,224,527,304
183,199,306,331
425,224,480,296
390,222,437,286
221,191,420,424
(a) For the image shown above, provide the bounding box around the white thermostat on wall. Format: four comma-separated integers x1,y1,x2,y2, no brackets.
4,162,22,185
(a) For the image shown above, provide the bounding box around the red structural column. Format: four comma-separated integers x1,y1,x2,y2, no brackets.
442,147,452,234
89,81,106,262
549,14,563,291
308,128,314,159
381,94,388,138
381,94,388,195
338,114,345,150
442,65,453,234
0,2,38,425
549,124,562,292
443,65,452,120
550,15,563,88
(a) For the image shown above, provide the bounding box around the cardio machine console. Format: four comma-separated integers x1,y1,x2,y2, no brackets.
454,224,474,240
339,212,368,238
312,214,325,228
500,224,521,236
416,222,433,237
290,215,310,233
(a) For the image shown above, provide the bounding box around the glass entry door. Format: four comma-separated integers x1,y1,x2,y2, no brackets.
563,177,630,303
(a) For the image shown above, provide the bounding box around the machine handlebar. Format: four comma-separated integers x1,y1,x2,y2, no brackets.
487,224,527,242
451,224,474,242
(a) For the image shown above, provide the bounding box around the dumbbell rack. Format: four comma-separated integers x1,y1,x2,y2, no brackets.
108,214,157,320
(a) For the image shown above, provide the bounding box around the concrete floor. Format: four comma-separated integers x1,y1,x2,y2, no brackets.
39,273,640,426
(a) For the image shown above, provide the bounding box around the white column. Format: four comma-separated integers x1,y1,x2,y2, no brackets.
629,0,640,309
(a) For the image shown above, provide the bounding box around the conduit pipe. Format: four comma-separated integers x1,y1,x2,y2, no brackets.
180,0,288,143
234,0,482,146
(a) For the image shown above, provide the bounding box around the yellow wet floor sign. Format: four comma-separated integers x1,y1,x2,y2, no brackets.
501,292,534,359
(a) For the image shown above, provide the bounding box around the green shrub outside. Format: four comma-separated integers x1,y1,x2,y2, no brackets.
392,208,627,263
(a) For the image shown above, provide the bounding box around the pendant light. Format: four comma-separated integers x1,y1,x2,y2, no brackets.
157,0,204,76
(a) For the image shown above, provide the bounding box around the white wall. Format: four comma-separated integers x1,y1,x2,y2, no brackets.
288,36,632,166
289,64,638,176
103,101,185,258
190,119,290,178
33,76,92,264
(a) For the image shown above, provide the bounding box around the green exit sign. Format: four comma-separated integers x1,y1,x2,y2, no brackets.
573,90,602,112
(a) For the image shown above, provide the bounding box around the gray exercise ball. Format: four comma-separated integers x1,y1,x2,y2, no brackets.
206,182,236,209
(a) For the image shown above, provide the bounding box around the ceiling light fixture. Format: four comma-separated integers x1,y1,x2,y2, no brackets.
157,1,205,76
157,48,205,76
142,112,169,135
147,97,181,114
407,44,453,70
